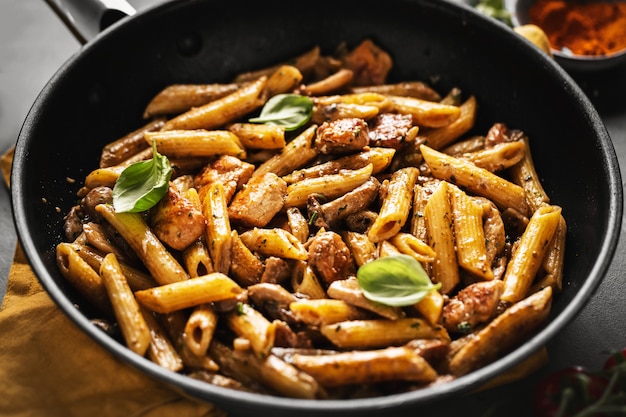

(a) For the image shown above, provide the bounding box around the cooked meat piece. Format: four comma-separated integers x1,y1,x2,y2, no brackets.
151,186,207,251
442,280,505,334
342,39,393,86
228,172,287,227
307,231,356,286
315,118,369,154
63,205,84,242
368,113,414,149
307,177,380,229
194,154,255,202
81,186,113,221
248,283,299,325
260,256,292,284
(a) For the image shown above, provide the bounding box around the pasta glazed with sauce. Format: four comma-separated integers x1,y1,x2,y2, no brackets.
56,39,564,399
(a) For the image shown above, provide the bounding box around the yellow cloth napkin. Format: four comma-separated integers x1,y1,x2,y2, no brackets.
0,148,226,417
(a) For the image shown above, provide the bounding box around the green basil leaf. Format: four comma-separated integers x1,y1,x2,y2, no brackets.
356,254,441,307
249,93,313,131
112,141,172,213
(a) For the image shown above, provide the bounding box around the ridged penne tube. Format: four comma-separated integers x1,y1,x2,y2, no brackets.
450,185,494,280
84,165,125,189
320,318,450,349
55,242,111,313
227,122,286,149
311,103,380,124
424,181,460,294
63,242,155,291
226,303,276,359
145,129,246,159
508,136,550,212
284,163,373,208
441,134,485,156
253,124,318,177
100,118,163,167
413,290,445,326
367,166,419,243
265,65,303,96
314,92,394,112
239,227,308,260
291,260,327,299
184,304,218,357
161,76,267,131
282,147,395,183
231,350,320,399
389,95,461,128
419,95,477,148
462,140,526,172
311,177,380,228
95,204,189,285
326,277,404,320
341,231,377,267
388,232,437,264
291,346,438,387
448,286,552,376
500,205,562,304
350,81,442,101
289,299,369,326
532,214,567,294
141,306,184,372
182,238,214,278
134,272,245,314
304,68,354,96
421,144,530,217
410,183,429,242
229,230,264,286
202,182,232,274
100,253,151,356
143,83,241,118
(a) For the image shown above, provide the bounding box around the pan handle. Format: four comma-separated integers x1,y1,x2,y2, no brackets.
43,0,136,45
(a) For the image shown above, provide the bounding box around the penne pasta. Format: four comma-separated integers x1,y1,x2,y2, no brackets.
100,253,151,356
161,76,267,131
145,129,246,159
367,167,419,243
134,272,245,313
500,205,562,304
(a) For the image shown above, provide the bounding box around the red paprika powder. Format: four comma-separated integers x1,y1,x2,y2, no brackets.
528,0,626,56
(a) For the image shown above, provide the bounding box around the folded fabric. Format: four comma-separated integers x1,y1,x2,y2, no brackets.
0,148,225,417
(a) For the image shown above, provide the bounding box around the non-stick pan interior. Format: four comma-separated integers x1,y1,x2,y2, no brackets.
11,0,622,416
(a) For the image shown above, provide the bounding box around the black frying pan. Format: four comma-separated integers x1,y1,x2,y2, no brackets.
11,0,623,416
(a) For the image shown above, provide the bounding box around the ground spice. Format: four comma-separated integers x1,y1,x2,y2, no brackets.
528,0,626,56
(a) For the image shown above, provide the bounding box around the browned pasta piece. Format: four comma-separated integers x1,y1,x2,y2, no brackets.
161,76,267,131
500,205,562,304
320,318,450,349
134,272,245,313
424,181,460,294
100,253,151,356
367,167,419,243
291,346,438,387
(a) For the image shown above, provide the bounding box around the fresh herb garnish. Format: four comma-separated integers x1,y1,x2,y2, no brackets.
249,93,313,131
356,254,441,307
112,141,172,213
